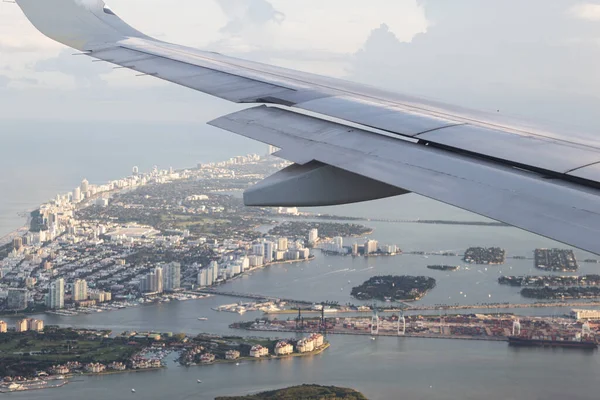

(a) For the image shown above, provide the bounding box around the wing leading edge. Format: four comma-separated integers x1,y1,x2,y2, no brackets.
15,0,600,254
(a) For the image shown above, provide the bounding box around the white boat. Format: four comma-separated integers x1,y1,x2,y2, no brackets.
198,317,208,321
131,389,136,393
197,380,202,383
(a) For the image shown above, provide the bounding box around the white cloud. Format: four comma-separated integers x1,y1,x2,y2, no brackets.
211,0,427,55
570,3,600,20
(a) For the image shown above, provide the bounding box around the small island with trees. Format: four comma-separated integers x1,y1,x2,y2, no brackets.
216,385,368,400
463,247,506,265
351,275,436,302
427,265,460,272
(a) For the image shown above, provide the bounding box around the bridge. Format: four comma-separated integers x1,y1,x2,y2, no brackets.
198,288,313,305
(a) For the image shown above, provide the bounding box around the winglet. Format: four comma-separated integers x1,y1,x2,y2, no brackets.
16,0,147,50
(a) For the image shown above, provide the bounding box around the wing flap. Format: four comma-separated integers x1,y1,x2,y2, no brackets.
418,124,600,174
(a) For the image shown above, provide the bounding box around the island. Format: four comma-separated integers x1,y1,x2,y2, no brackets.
499,275,600,287
0,326,152,381
534,248,578,272
351,275,436,302
178,333,329,366
463,247,506,265
216,385,368,400
427,265,460,272
268,221,372,241
521,287,600,300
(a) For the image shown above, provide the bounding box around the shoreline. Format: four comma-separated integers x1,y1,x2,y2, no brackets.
233,327,508,343
188,343,331,367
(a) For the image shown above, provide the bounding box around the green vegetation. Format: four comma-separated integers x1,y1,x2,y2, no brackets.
269,221,372,240
76,180,269,241
351,275,436,302
521,286,600,300
216,385,368,400
0,327,142,378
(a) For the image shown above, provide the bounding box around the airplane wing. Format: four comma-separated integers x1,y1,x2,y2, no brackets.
15,0,600,255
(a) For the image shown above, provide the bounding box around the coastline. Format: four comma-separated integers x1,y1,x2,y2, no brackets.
234,327,507,343
189,343,331,367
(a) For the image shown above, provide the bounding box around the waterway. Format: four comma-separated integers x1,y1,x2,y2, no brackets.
2,296,599,400
1,123,600,399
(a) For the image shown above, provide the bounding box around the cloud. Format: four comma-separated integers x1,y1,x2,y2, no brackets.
34,49,112,88
349,0,600,133
570,3,600,20
0,76,9,88
217,0,285,34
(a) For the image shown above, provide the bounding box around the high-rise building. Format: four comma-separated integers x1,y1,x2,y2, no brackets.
264,242,274,263
364,240,379,255
197,269,208,287
333,237,343,248
308,229,319,244
240,257,250,272
80,179,89,195
73,279,88,302
155,267,164,293
207,267,214,286
7,289,29,311
0,321,7,333
12,237,23,251
163,262,181,291
140,267,164,293
27,319,44,332
248,255,264,267
73,187,81,203
15,319,28,332
211,261,219,282
46,278,65,309
277,238,288,252
252,244,265,256
132,166,139,176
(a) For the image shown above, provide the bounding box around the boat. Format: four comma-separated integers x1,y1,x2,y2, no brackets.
197,317,208,321
371,337,376,341
197,380,202,383
235,363,240,366
131,388,136,393
508,336,597,349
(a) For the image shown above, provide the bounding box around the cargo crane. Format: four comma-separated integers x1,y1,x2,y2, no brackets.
512,320,521,336
295,307,304,331
371,304,380,336
398,310,406,336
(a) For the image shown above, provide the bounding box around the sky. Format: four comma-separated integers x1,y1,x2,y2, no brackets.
0,0,599,134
